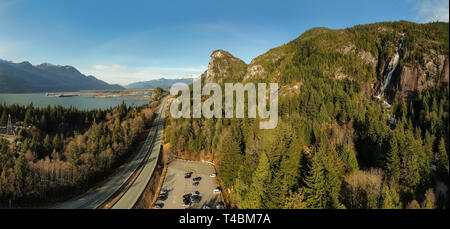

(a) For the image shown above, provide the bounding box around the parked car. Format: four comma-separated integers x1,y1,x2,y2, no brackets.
209,173,217,178
193,176,202,182
183,198,192,207
154,203,164,209
213,186,221,193
193,181,200,186
183,193,192,200
192,191,200,196
192,195,202,203
216,201,225,209
184,173,192,179
157,194,168,201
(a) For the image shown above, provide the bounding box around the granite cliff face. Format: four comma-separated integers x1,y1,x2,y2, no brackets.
203,50,247,84
388,54,449,101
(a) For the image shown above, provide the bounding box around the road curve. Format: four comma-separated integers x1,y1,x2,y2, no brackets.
111,99,167,209
53,99,167,209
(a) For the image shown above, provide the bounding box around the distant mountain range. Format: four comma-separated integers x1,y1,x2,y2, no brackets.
125,78,194,90
0,59,124,93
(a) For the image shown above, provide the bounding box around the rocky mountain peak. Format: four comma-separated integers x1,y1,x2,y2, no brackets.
204,50,247,84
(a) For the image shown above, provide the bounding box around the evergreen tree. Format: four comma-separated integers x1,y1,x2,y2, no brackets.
217,129,242,188
14,154,28,186
0,111,7,126
437,137,448,169
283,189,307,209
24,108,32,126
422,188,435,209
305,149,327,209
337,144,358,173
380,181,401,209
69,144,81,166
423,130,434,161
52,134,61,153
322,147,343,208
385,133,400,182
43,134,52,158
247,152,271,209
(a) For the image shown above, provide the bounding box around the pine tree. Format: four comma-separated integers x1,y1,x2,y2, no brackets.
283,189,307,209
0,139,10,168
380,181,401,209
52,134,61,153
337,144,358,173
385,133,400,183
40,114,48,132
422,188,435,209
322,147,343,208
43,134,52,158
217,129,242,188
400,131,421,190
279,138,302,190
247,152,271,209
0,111,7,126
305,150,327,209
69,144,81,166
235,162,253,209
14,154,28,186
437,138,448,169
24,108,32,126
423,130,434,161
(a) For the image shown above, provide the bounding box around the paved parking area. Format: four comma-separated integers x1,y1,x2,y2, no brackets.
154,159,223,209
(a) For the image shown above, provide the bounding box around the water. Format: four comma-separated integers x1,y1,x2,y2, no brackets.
376,33,405,127
377,33,405,99
0,93,149,110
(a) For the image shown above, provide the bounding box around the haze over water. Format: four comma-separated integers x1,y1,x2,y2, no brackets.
0,93,149,110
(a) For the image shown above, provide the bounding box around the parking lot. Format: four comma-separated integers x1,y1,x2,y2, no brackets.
154,159,224,209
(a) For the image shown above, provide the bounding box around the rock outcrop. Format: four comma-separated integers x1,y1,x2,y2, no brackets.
200,21,448,102
388,54,449,101
203,50,247,84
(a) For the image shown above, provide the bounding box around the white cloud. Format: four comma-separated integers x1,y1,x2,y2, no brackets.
93,64,128,71
412,0,449,22
81,64,207,86
0,43,15,57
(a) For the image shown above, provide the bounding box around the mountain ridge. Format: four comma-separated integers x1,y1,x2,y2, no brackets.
125,77,194,90
0,59,124,93
201,20,449,102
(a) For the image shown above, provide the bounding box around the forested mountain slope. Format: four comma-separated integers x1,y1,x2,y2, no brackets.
165,21,449,209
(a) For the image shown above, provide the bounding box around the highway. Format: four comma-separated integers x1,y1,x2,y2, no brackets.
111,99,167,209
53,98,167,209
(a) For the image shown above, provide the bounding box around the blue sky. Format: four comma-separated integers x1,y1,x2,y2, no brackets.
0,0,448,85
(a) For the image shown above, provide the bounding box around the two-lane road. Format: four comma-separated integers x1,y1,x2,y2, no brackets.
54,99,167,209
112,100,167,209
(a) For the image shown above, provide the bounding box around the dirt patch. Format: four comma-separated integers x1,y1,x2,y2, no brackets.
168,149,214,163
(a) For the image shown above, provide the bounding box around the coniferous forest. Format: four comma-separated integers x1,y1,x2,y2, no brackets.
0,20,448,210
0,101,159,205
164,21,449,209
